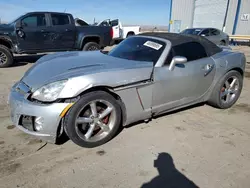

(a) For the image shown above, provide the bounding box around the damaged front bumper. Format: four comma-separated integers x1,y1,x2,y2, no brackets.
8,82,71,143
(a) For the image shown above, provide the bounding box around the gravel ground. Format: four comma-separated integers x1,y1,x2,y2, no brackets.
0,46,250,188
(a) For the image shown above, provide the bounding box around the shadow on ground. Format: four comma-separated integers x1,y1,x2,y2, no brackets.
141,153,199,188
12,54,45,67
56,131,69,145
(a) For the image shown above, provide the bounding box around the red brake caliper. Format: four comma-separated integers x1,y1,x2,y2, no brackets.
102,115,109,124
98,108,109,124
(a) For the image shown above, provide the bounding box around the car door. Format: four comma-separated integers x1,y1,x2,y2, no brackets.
49,13,76,50
98,19,110,26
110,19,121,39
152,42,216,114
16,13,52,51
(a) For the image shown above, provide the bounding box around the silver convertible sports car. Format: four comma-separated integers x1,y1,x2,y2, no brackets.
9,33,246,148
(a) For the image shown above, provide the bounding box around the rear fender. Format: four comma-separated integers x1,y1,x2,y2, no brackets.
76,34,101,49
224,52,246,74
203,51,246,101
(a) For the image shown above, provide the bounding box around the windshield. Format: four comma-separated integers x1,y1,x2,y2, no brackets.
181,29,201,35
108,37,165,64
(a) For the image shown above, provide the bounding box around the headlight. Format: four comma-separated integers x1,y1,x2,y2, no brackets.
31,80,67,102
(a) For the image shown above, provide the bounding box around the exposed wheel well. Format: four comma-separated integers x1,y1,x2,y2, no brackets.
81,37,100,48
0,38,12,49
66,86,127,126
126,32,135,37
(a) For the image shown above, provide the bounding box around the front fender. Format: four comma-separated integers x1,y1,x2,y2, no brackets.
58,67,153,99
0,35,14,48
58,74,153,127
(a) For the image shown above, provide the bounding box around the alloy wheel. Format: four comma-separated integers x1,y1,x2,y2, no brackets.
220,76,240,104
0,52,7,64
75,100,116,142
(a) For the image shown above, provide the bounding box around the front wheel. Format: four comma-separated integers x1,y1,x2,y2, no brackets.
64,91,122,148
208,70,243,109
0,45,14,68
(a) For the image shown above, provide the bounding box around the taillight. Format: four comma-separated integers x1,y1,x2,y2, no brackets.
110,28,114,38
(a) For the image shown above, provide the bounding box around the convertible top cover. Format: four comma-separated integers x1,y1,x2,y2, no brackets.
139,32,223,56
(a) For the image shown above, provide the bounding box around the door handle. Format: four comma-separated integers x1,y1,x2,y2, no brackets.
41,29,46,33
203,64,214,76
65,29,71,32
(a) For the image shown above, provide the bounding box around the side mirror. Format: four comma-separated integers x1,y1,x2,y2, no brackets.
15,20,22,28
169,56,187,71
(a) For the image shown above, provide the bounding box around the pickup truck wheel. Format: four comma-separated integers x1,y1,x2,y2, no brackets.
64,91,122,148
82,42,100,51
0,45,13,68
208,70,243,109
126,32,135,38
220,40,226,46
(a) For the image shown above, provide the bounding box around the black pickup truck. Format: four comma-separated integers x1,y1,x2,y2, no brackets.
0,12,113,67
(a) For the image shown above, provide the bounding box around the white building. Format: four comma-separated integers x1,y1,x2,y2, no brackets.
169,0,250,35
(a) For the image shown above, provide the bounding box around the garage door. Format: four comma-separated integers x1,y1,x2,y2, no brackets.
193,0,228,30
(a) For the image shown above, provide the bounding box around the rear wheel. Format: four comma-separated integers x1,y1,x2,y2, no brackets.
0,45,13,68
220,40,226,46
64,91,122,148
208,70,243,109
82,42,100,51
126,32,135,38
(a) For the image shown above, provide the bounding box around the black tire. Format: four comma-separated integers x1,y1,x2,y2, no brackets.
64,91,122,148
208,70,243,109
126,32,135,38
82,42,100,51
0,45,14,68
220,40,226,46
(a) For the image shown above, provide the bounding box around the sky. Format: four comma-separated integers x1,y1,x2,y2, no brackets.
0,0,171,25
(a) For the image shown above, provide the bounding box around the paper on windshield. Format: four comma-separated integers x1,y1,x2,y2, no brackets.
143,41,163,50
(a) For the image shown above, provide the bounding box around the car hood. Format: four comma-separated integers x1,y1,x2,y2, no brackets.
0,24,9,28
21,51,154,91
0,24,12,33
